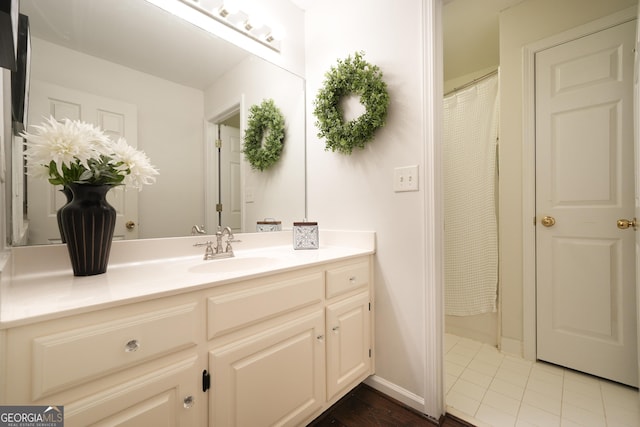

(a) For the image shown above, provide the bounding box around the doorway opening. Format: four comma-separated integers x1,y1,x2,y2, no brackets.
206,105,243,235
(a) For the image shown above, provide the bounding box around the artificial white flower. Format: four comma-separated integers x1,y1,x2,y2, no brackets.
21,116,159,189
28,163,51,181
23,116,108,178
110,137,159,190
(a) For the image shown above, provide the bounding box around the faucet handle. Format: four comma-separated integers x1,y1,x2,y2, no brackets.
191,224,206,235
194,241,215,260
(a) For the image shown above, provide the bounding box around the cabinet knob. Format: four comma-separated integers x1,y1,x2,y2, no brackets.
124,339,140,352
332,326,340,332
183,395,195,409
316,335,324,341
349,276,357,283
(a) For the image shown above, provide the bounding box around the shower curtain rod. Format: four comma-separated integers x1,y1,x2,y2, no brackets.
444,69,498,97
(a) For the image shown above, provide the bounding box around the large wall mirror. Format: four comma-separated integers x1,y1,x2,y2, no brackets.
11,0,306,246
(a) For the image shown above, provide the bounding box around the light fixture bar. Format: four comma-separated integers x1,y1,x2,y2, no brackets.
177,0,281,52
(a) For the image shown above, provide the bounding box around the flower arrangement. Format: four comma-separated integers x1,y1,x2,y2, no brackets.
21,116,159,189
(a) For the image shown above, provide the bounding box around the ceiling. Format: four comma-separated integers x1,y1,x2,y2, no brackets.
272,0,528,82
20,0,251,90
443,0,525,80
21,0,526,88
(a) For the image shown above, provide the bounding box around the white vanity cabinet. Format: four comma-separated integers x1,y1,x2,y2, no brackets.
2,293,206,426
206,269,326,426
1,253,374,427
209,310,326,426
205,257,373,426
325,260,372,401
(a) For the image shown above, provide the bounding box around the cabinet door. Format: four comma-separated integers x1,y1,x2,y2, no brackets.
326,292,371,400
64,356,203,427
209,311,325,427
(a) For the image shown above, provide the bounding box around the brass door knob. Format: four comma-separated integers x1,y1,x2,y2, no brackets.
125,220,136,230
541,216,555,227
617,218,637,230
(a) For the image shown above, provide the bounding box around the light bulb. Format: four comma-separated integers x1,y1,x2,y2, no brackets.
270,24,285,41
245,15,263,31
218,0,239,17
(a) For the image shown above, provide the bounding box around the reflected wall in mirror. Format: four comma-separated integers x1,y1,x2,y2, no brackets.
13,0,306,246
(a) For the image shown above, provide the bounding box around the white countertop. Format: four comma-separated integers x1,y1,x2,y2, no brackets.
0,230,375,328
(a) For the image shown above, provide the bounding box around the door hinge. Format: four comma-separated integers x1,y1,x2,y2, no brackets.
202,369,211,392
216,203,223,212
215,139,222,148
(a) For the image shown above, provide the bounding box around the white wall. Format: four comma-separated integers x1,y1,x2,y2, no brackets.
305,0,440,416
498,0,637,353
27,38,205,239
204,56,306,230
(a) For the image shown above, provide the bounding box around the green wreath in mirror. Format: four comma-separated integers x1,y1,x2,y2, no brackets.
313,51,389,155
243,99,285,171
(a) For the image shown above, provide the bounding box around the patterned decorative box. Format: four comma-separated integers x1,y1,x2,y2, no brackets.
293,221,319,250
256,218,281,232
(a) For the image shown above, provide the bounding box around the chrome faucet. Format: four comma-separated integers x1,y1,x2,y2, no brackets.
215,226,231,254
194,226,239,260
191,224,206,235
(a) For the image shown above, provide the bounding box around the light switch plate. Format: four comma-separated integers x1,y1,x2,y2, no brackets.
245,187,254,203
393,165,419,192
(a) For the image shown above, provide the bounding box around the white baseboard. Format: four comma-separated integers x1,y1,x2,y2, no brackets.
364,375,429,416
499,336,523,357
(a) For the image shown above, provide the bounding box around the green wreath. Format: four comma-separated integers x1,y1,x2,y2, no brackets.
243,99,285,171
313,51,389,154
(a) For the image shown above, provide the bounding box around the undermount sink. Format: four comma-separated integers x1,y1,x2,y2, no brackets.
187,256,280,274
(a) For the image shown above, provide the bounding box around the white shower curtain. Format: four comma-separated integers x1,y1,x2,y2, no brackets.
444,74,499,316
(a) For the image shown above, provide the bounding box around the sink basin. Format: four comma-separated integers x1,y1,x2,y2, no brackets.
188,257,280,274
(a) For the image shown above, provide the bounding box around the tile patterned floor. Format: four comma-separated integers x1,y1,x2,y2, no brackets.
445,334,640,427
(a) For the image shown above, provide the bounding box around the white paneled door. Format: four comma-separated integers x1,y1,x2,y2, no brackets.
27,81,139,244
635,0,640,391
535,19,638,387
220,124,241,233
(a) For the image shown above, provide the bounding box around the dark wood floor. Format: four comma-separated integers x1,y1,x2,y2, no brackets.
307,384,474,427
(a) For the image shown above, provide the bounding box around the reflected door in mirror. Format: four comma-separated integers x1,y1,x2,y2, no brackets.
220,124,241,232
27,80,139,244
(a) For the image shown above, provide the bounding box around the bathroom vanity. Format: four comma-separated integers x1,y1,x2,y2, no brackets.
0,231,375,426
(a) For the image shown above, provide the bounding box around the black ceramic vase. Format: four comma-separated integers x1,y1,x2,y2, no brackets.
60,183,116,276
56,185,73,243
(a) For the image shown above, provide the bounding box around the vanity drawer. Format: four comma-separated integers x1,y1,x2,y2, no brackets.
30,302,199,399
325,260,370,299
207,271,323,339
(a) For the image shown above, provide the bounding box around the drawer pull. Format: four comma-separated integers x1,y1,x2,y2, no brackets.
332,326,340,332
349,276,357,283
183,395,195,409
124,339,140,353
317,335,324,341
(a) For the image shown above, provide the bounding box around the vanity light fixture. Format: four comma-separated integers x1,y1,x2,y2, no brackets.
217,1,239,18
243,16,263,32
265,24,285,43
145,0,282,52
197,0,279,51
